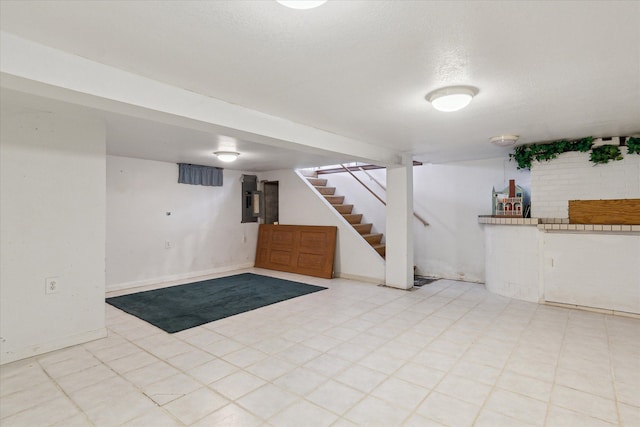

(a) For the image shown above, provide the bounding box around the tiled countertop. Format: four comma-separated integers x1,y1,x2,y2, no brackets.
478,216,640,232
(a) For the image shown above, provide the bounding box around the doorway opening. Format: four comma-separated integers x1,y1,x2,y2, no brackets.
263,181,279,225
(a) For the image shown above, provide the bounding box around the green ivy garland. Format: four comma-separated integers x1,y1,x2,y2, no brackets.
590,145,623,164
509,137,593,169
510,136,639,169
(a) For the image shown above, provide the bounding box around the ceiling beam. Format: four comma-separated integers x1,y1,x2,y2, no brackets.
0,31,401,166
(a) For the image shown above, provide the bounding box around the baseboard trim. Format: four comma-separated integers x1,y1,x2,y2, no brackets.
106,263,255,293
336,272,384,285
1,327,107,365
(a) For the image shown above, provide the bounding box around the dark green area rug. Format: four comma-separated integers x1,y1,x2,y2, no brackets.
106,273,327,333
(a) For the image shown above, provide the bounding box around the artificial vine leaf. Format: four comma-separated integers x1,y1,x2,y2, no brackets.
590,145,623,164
627,137,640,155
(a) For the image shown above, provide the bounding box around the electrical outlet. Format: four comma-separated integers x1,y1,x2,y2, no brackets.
45,277,60,294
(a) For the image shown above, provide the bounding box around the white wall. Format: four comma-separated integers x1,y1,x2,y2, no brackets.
543,232,640,313
259,170,386,283
319,159,530,283
413,158,530,282
1,111,107,364
484,225,542,303
106,156,258,291
531,151,640,218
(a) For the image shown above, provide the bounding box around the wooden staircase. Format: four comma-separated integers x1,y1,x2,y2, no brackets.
306,176,386,258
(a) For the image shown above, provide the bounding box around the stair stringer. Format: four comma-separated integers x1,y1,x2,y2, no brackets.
288,170,385,283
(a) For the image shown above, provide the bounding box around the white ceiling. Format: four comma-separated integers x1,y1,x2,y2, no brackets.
1,1,639,169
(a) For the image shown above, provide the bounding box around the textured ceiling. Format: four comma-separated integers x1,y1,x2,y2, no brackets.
1,0,639,168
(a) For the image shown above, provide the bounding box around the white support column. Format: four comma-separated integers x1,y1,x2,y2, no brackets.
385,155,414,289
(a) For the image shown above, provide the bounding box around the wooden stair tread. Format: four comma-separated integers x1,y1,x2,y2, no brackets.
342,213,363,224
372,243,386,257
352,223,373,234
307,178,328,186
333,204,354,214
316,186,336,195
324,195,345,204
362,233,383,244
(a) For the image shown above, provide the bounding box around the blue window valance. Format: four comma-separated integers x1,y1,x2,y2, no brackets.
178,163,223,186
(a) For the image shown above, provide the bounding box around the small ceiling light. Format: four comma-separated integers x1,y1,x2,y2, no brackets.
214,151,240,162
426,86,478,112
489,135,519,147
277,0,327,9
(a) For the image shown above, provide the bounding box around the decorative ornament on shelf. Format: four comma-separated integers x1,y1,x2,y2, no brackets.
491,179,530,218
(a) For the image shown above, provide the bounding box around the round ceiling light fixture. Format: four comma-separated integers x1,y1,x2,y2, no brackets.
276,0,327,9
489,135,519,147
426,86,478,112
214,151,240,162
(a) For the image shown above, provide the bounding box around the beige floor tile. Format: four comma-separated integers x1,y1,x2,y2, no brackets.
326,341,373,362
0,363,51,397
307,380,365,415
402,413,447,426
551,384,618,424
273,366,327,396
245,355,297,381
223,347,268,368
55,363,118,394
122,360,180,388
334,364,387,393
187,358,238,384
546,405,617,427
0,396,79,427
165,347,215,371
496,370,553,402
618,402,640,427
50,413,94,427
474,409,535,427
344,395,411,427
371,376,430,410
411,349,459,371
303,353,351,377
163,387,229,425
416,391,480,426
270,400,338,427
359,349,406,374
277,343,323,365
120,408,183,427
210,370,267,400
0,380,63,419
106,349,159,374
2,272,638,427
83,392,157,427
191,402,263,427
69,375,136,411
236,383,298,420
435,373,492,406
484,389,548,426
143,373,201,405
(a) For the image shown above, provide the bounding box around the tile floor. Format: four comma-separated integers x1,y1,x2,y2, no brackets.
1,268,639,426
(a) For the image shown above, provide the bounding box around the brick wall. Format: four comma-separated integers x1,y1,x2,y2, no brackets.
530,151,640,218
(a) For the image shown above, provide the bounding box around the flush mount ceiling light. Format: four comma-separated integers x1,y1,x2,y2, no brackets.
214,151,240,162
277,0,327,9
426,86,478,112
490,135,519,147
